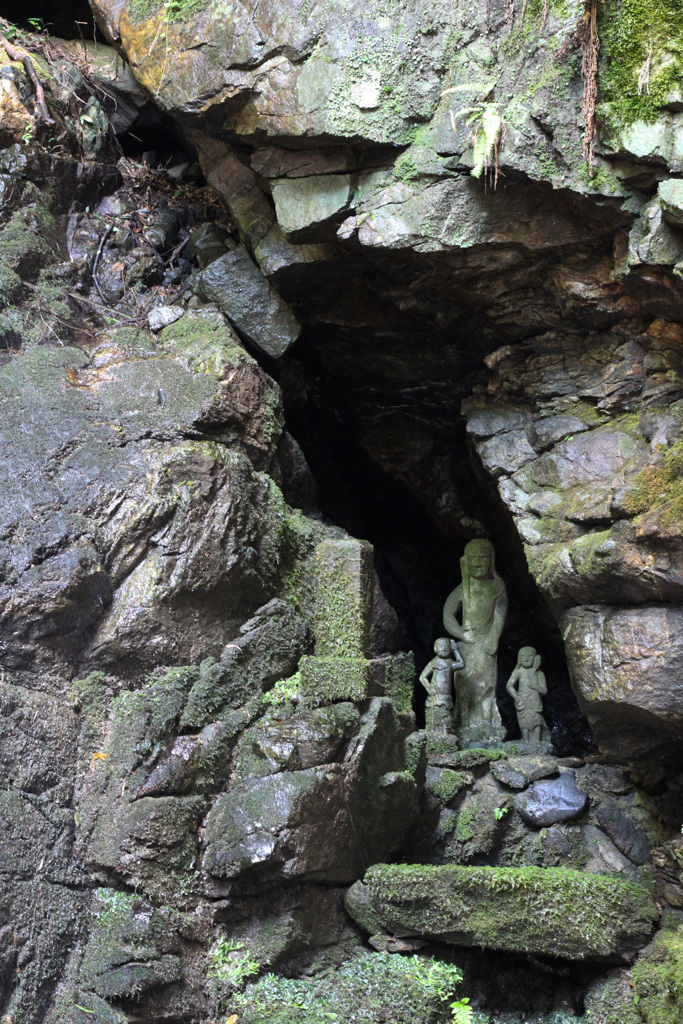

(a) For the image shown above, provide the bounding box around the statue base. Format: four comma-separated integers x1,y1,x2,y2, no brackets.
458,725,507,750
502,739,555,756
424,732,461,766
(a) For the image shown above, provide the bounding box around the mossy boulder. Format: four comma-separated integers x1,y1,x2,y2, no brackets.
232,952,463,1024
203,698,419,889
631,925,683,1023
352,863,658,962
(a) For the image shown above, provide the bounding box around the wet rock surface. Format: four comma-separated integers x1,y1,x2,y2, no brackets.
2,5,683,1024
515,773,589,828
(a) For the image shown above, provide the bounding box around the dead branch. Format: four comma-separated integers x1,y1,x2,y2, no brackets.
0,33,54,123
581,0,600,176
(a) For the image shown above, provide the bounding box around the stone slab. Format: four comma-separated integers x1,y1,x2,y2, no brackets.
314,539,374,659
353,863,657,962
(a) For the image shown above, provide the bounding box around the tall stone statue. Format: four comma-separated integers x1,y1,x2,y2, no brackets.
443,539,507,742
506,647,550,744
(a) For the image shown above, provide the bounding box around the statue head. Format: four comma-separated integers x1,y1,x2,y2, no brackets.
518,646,538,669
434,638,451,658
464,539,494,580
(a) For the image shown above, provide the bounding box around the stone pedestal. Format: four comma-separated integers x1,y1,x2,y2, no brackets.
459,724,507,749
300,539,374,704
300,538,415,708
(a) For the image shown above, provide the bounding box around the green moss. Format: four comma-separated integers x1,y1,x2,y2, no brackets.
430,769,473,804
383,653,415,713
453,803,477,842
128,0,209,24
599,0,683,129
364,863,657,960
70,672,112,762
233,952,464,1024
625,440,683,528
631,926,683,1023
299,655,371,705
434,746,507,770
583,969,641,1024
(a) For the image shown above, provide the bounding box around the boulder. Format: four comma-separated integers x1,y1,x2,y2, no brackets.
197,249,301,358
202,698,418,889
352,863,658,962
562,605,683,762
514,773,588,828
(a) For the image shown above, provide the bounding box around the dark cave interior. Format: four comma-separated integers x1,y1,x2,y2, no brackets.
280,326,591,752
2,0,95,40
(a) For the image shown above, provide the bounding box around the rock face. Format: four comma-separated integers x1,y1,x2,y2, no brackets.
85,0,683,774
350,863,658,962
3,4,683,1024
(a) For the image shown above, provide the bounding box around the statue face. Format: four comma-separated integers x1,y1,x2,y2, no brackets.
435,639,451,657
467,550,492,579
519,649,536,668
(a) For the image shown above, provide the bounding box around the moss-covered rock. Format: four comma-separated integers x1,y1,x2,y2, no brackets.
232,952,464,1024
631,925,683,1023
354,863,657,961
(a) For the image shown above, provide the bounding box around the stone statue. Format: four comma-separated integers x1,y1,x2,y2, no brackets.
506,646,550,744
443,539,507,740
419,638,464,734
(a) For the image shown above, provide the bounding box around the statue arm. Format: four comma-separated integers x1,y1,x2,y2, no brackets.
450,641,465,670
443,586,466,639
419,660,435,693
484,588,508,656
533,670,547,696
506,669,519,701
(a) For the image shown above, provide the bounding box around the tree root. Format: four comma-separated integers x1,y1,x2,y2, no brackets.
0,33,54,124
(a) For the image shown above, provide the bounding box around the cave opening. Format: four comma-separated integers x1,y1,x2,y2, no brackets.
1,0,95,40
280,324,592,754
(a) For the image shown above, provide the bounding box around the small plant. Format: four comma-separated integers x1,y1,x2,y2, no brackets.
21,122,35,146
493,805,509,821
26,17,51,34
451,997,474,1024
262,670,302,706
456,102,506,188
209,937,260,990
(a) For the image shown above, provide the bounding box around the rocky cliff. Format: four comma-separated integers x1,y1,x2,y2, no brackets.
0,0,682,1021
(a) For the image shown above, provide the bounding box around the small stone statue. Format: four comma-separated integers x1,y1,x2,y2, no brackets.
419,638,463,734
443,538,508,740
506,647,550,744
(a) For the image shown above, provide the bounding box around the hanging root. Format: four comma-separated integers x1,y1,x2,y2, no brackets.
541,0,548,30
507,0,515,36
0,33,54,124
638,40,653,96
581,0,600,176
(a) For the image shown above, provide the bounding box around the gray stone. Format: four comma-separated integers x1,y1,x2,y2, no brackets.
514,772,587,828
491,755,558,790
629,198,683,266
594,800,653,866
202,697,418,889
562,605,683,762
659,178,683,226
272,174,353,242
198,248,301,358
148,305,184,331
